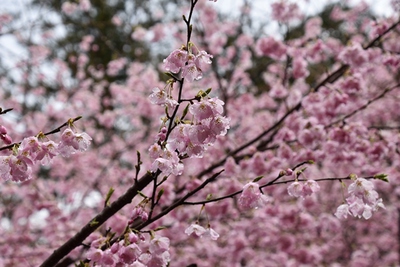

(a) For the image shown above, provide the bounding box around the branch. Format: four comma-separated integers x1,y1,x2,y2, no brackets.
183,174,377,206
132,170,224,231
39,171,158,267
195,19,400,179
324,83,400,128
0,116,82,152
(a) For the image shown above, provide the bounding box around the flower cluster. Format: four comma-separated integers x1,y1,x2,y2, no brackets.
86,233,170,267
148,87,178,110
0,127,91,183
185,223,219,241
163,48,213,81
287,180,320,199
149,97,229,176
335,177,385,220
238,182,270,210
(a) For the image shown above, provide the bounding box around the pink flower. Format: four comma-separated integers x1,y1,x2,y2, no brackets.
256,37,287,60
185,223,207,237
119,243,141,264
163,49,188,73
335,178,385,220
129,206,148,224
271,1,302,23
335,204,350,219
338,44,368,68
292,57,309,79
149,87,178,109
182,60,202,81
150,147,184,176
36,140,59,165
86,248,103,264
302,180,320,197
149,236,170,254
287,181,303,198
239,182,269,209
58,128,92,157
0,156,12,181
8,154,33,182
205,227,220,241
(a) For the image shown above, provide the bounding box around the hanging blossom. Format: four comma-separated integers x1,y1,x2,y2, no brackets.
0,127,91,183
287,179,320,199
238,182,270,210
58,127,92,157
163,46,213,81
185,223,219,241
335,177,385,220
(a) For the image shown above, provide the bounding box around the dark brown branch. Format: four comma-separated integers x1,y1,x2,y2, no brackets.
133,170,224,231
40,171,157,267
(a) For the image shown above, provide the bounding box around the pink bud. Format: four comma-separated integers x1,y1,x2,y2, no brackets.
0,125,7,135
1,134,12,145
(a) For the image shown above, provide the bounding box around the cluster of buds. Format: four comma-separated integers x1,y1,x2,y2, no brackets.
0,126,91,183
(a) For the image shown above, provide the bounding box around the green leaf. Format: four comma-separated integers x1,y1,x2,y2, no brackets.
104,187,115,207
206,193,213,200
157,189,164,201
137,190,148,199
181,104,190,120
252,175,263,183
154,226,167,231
374,173,389,182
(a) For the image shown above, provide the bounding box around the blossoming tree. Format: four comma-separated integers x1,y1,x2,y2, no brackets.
0,0,400,266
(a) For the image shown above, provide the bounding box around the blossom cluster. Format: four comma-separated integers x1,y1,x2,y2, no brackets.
0,127,92,183
287,180,321,199
335,177,385,220
148,43,230,176
185,223,219,241
149,96,229,176
238,182,270,210
86,233,170,267
163,48,213,81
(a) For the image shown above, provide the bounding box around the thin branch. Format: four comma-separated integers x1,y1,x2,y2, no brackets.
133,170,224,231
183,175,376,206
324,83,400,128
0,116,82,152
40,171,158,267
195,19,400,179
